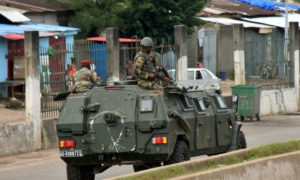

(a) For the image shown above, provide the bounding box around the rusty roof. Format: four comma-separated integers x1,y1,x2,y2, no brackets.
0,0,71,13
198,0,279,17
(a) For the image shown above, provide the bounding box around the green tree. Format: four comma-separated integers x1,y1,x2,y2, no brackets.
71,0,207,39
70,0,126,37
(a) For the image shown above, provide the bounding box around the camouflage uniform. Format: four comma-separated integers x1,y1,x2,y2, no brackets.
73,67,101,92
134,51,162,89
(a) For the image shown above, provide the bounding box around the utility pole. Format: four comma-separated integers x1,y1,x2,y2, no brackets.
24,31,41,150
106,28,120,85
284,0,289,61
174,25,188,81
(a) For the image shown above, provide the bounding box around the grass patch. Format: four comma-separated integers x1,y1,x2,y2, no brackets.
245,139,300,161
116,139,300,180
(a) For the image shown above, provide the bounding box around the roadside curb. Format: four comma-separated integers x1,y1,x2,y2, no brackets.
171,151,300,180
104,148,249,180
106,146,300,180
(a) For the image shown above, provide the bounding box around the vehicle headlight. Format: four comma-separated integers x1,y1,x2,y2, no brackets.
140,99,153,112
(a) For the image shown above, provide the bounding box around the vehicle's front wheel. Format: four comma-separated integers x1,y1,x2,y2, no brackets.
67,164,95,180
133,163,161,172
236,130,247,150
165,139,190,165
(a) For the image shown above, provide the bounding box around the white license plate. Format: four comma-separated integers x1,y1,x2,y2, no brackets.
60,150,83,157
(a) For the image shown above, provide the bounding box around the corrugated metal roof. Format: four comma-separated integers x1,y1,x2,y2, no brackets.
199,0,279,17
199,17,275,28
0,0,71,13
2,32,61,40
0,10,30,23
0,5,26,13
241,14,300,28
0,23,79,36
235,0,300,12
202,7,224,15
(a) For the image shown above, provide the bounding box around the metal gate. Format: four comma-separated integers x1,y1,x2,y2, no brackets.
40,39,108,120
40,37,175,120
203,28,217,75
244,38,293,89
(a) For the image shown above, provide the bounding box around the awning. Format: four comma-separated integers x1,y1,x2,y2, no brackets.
0,10,30,23
1,32,61,40
88,36,140,43
0,23,79,36
1,34,24,40
199,17,275,29
241,14,300,28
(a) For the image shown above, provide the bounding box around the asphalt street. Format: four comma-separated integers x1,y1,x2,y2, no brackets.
0,114,300,180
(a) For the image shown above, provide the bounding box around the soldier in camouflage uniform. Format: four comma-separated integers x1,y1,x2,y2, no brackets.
73,60,101,93
134,37,167,89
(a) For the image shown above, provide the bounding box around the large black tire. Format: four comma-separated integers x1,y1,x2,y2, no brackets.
133,164,148,172
240,116,244,122
165,140,190,165
133,162,161,172
256,113,260,121
67,164,95,180
236,130,247,150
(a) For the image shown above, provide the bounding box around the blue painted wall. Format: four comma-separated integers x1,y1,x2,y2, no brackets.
65,35,74,66
39,37,49,69
90,43,107,82
39,38,49,51
0,38,8,96
39,37,50,91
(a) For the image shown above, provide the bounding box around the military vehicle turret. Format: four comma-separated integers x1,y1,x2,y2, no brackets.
56,79,246,180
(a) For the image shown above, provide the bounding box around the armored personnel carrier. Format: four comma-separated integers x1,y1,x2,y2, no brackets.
56,79,246,180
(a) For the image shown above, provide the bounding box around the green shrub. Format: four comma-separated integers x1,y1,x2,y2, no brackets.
6,98,23,109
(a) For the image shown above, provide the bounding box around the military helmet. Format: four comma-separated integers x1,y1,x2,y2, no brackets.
140,37,153,47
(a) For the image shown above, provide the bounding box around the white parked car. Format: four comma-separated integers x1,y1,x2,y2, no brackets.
168,68,219,81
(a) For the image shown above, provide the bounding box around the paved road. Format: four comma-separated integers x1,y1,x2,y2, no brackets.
0,114,300,180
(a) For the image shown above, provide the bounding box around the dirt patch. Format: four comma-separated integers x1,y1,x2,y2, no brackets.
0,99,26,125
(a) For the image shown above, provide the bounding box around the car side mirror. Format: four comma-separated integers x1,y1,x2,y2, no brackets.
232,93,239,112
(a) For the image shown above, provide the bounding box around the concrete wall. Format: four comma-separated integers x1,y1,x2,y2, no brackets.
172,151,300,180
0,119,58,157
0,121,34,156
25,13,58,25
260,88,298,116
217,25,234,79
187,27,198,68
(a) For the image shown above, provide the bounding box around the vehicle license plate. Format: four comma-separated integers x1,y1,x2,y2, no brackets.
60,150,83,157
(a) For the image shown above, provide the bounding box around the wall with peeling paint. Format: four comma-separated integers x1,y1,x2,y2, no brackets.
0,119,57,157
260,88,298,116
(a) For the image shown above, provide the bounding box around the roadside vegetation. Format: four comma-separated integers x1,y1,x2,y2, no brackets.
116,139,300,180
69,0,207,39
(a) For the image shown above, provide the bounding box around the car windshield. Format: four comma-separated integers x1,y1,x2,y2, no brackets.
168,70,194,80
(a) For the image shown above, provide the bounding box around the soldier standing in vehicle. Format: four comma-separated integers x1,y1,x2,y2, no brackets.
134,37,169,89
73,60,101,93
